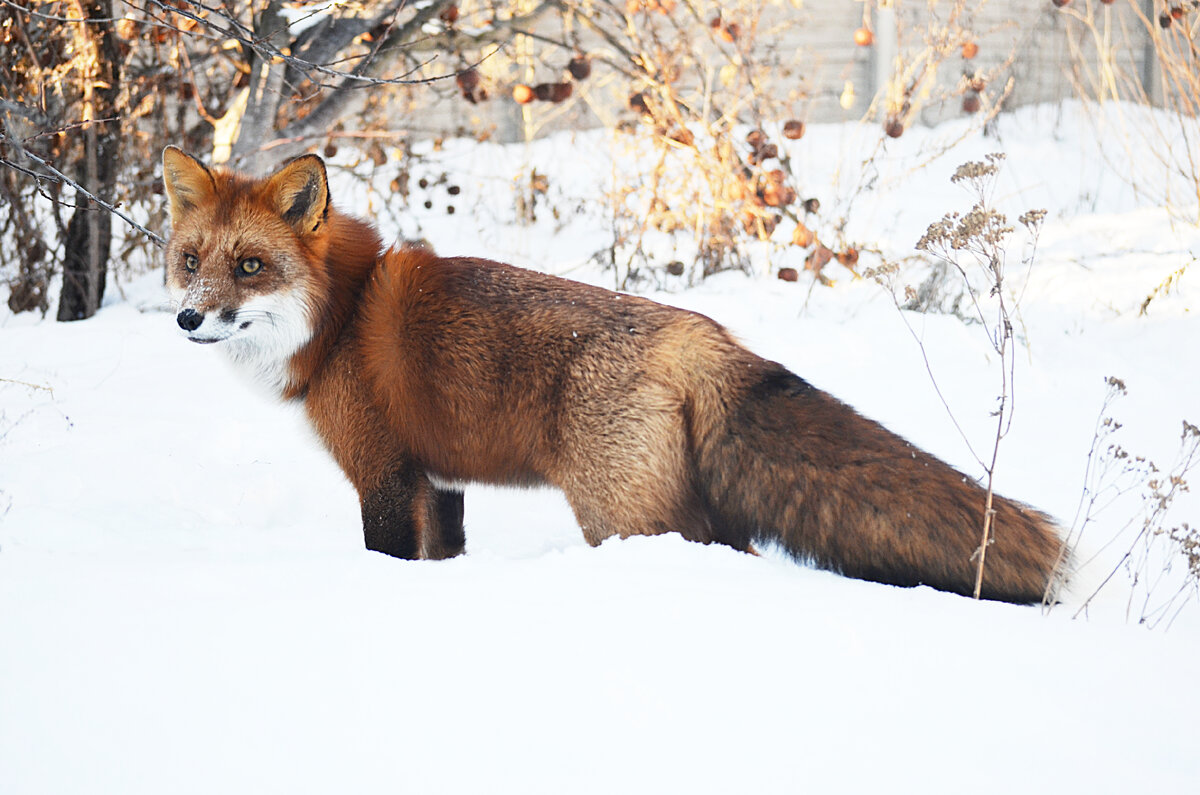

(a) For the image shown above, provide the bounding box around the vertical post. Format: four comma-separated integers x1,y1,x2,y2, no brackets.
1140,0,1162,107
872,1,898,117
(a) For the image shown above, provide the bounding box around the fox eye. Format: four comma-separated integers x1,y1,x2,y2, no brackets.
183,253,199,272
239,258,263,276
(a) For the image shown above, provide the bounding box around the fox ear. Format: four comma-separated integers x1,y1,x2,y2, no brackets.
264,154,329,235
162,146,216,225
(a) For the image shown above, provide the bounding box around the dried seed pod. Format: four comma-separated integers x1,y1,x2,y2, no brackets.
666,261,685,276
782,120,806,140
777,267,799,282
803,197,820,214
962,92,981,113
884,118,905,138
668,128,694,146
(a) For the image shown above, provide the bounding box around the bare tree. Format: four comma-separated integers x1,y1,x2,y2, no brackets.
57,0,122,321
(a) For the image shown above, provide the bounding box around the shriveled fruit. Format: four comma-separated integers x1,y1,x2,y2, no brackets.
546,82,573,102
807,244,834,271
533,82,573,103
568,55,591,80
761,184,796,208
782,120,806,140
456,69,480,93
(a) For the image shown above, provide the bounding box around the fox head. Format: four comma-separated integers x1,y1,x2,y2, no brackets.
162,147,331,392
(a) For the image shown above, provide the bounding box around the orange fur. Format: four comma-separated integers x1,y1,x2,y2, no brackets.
163,149,1068,603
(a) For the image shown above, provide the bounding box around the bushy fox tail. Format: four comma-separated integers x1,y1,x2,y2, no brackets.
692,360,1065,604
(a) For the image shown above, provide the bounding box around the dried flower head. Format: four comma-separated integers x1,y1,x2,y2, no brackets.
950,152,1006,184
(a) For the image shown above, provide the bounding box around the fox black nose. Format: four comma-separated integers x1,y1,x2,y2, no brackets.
177,308,204,332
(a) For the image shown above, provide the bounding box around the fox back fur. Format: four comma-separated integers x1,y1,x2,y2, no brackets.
162,147,1066,603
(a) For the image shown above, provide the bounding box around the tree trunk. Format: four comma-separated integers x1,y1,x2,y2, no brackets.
57,0,121,322
228,0,288,175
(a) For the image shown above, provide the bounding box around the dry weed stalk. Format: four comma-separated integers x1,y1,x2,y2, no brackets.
1067,377,1200,628
901,153,1047,599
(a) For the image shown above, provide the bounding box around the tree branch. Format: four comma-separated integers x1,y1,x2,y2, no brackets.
0,129,166,248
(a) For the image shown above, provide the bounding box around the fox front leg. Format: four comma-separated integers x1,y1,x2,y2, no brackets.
360,464,465,560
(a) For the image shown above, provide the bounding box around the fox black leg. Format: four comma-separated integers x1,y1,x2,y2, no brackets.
424,488,465,560
360,465,424,559
360,465,466,560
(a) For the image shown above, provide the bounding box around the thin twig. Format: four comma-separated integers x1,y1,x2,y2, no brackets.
0,129,166,248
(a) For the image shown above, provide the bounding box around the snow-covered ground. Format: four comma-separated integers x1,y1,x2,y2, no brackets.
2,103,1197,793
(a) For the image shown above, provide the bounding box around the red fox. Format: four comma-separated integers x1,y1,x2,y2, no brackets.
161,146,1066,603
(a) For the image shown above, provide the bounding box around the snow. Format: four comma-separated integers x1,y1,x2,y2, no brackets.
2,102,1198,793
